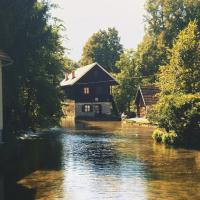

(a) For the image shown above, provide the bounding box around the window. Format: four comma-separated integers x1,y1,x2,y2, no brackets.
83,87,90,95
82,104,93,112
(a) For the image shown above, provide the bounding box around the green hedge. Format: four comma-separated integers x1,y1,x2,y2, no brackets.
149,94,200,147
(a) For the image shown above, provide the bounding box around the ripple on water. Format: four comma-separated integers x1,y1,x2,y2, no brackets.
4,121,200,200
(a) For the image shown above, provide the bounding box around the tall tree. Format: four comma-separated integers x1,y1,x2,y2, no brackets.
149,21,200,146
157,21,200,94
134,0,200,82
113,49,138,112
64,57,80,72
0,0,66,133
80,27,123,72
134,33,167,82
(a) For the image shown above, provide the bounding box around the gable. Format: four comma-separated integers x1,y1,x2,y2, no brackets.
135,88,145,106
135,86,160,106
60,62,119,87
77,64,117,85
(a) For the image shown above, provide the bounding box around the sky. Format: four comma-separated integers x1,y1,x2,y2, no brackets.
52,0,146,61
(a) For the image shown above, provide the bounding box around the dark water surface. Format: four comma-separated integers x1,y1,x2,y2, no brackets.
1,121,200,200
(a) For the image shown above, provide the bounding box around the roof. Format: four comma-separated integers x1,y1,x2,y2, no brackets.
135,85,160,106
60,62,119,86
0,50,13,66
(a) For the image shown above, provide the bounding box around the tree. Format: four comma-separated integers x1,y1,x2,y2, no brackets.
149,21,200,146
0,0,66,133
157,21,200,94
113,49,138,112
134,33,167,82
80,27,123,72
145,0,200,46
150,94,200,146
134,0,200,83
64,57,80,72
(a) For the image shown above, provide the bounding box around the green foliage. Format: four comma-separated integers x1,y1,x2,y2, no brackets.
157,21,200,94
134,0,200,84
149,21,200,147
152,129,163,142
134,33,167,82
64,57,80,72
112,49,138,112
150,94,200,145
145,0,200,46
153,94,200,134
152,129,177,145
0,0,66,132
80,27,123,72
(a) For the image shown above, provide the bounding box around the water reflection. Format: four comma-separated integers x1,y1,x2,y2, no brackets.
1,133,64,200
1,121,200,199
18,170,65,199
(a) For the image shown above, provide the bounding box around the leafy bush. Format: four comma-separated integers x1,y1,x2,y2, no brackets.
161,130,177,145
152,129,163,143
152,129,177,145
149,94,200,146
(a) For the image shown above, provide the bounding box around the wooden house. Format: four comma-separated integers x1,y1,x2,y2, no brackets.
60,62,119,119
0,51,13,143
135,85,160,118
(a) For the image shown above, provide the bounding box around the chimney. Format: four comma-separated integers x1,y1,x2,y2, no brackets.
72,71,75,79
65,72,69,80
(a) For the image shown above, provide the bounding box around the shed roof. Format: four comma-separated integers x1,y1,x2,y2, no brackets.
60,62,119,86
135,85,160,106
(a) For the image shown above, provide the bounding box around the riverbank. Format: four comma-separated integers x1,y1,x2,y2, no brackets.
122,117,157,128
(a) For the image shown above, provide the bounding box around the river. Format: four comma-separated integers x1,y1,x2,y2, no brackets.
1,121,200,200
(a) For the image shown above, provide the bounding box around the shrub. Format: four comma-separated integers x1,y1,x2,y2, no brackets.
152,129,163,143
161,130,177,145
149,93,200,146
152,129,177,145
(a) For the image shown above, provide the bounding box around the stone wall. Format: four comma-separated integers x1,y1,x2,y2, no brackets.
62,101,113,119
101,102,112,115
75,102,112,118
62,100,75,119
75,103,95,118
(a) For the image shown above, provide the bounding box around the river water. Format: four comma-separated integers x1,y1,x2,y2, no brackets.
1,121,200,200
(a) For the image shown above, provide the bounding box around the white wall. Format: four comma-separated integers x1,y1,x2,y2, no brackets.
75,103,95,118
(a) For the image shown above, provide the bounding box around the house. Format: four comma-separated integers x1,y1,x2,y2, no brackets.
0,51,13,143
60,62,119,119
135,85,160,118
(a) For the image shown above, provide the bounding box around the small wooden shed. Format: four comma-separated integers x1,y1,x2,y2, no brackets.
135,85,160,118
